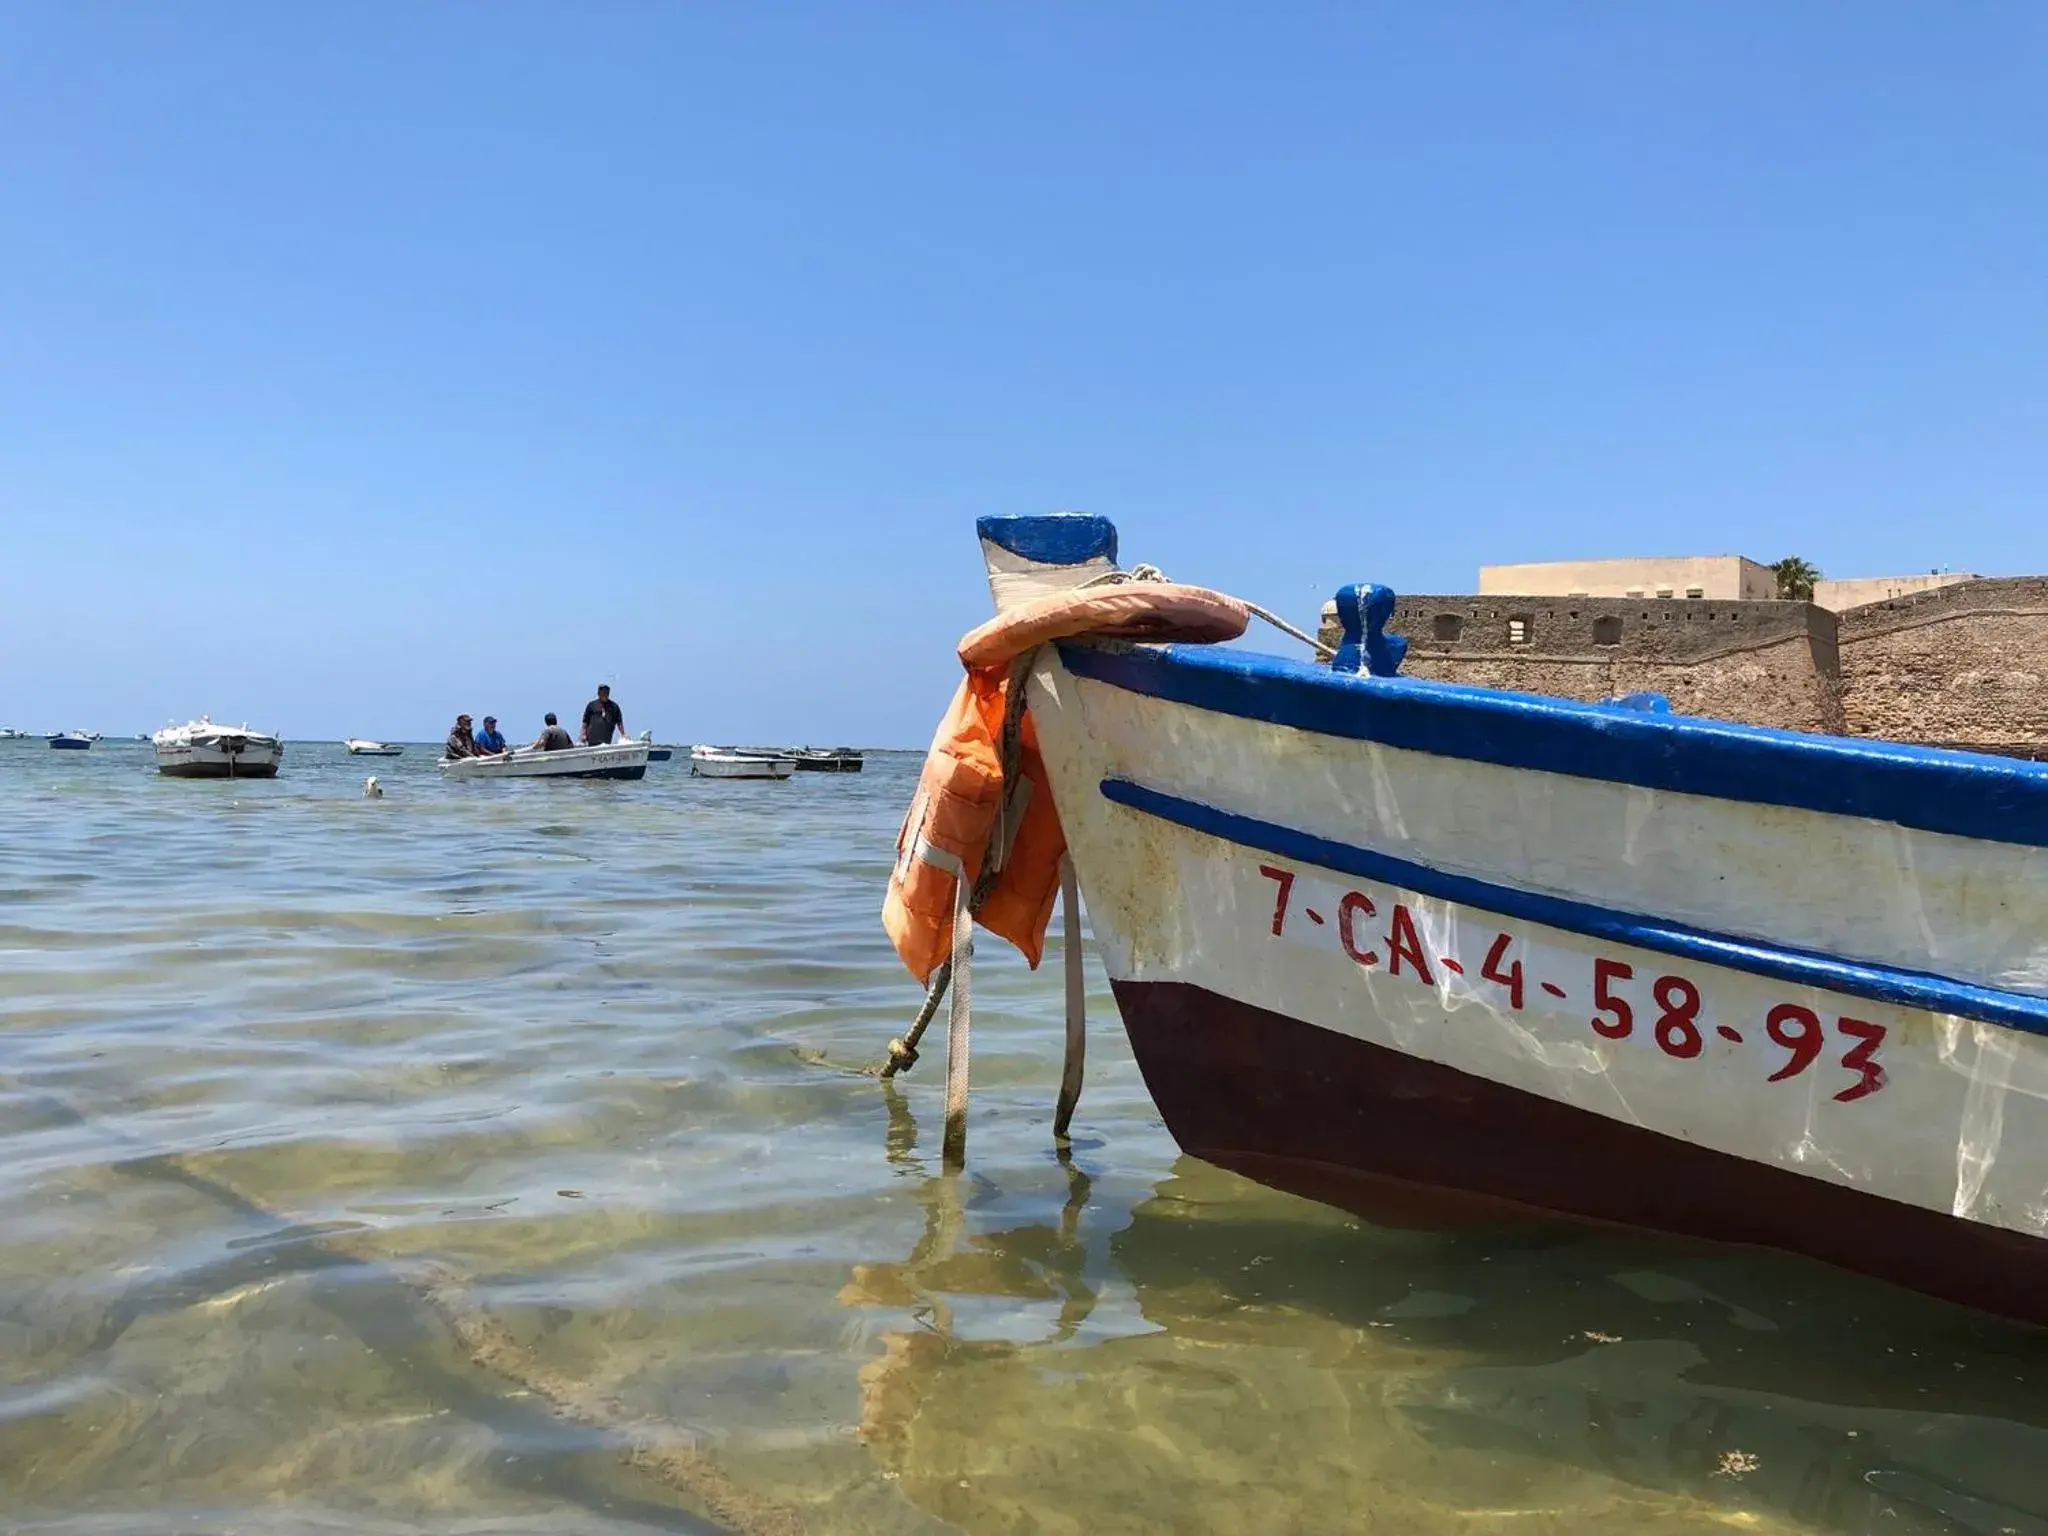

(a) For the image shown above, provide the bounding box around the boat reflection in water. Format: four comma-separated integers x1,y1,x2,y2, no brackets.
841,1087,2048,1535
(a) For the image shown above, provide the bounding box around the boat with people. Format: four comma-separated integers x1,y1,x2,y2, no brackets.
691,746,795,780
47,731,92,750
152,718,285,778
345,738,404,756
437,741,649,781
880,512,2048,1329
0,727,27,739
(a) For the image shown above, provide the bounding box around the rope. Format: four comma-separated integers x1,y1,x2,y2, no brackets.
940,866,973,1167
1246,601,1336,659
1052,856,1085,1142
1074,564,1335,658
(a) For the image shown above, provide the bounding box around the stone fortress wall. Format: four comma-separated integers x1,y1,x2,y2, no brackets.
1318,575,2048,758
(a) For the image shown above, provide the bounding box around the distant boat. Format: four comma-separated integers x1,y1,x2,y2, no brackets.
691,746,796,780
345,738,404,756
792,747,863,773
0,727,28,739
153,718,284,779
47,731,91,750
438,742,649,781
636,731,674,763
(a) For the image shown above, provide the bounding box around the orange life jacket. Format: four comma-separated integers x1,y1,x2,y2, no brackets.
883,581,1249,982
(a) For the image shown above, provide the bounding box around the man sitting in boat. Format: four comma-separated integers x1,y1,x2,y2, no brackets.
581,684,624,746
533,713,576,751
445,713,481,758
473,716,508,754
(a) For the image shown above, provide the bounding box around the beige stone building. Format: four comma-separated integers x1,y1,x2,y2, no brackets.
1810,572,1977,611
1480,555,1983,611
1479,555,1778,602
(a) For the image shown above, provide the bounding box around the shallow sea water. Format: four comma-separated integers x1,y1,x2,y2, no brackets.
2,738,2045,1535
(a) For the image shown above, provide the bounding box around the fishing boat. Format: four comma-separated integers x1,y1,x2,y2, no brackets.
690,746,795,780
886,512,2048,1327
793,747,864,772
437,741,649,781
47,731,92,750
345,738,404,756
153,718,284,778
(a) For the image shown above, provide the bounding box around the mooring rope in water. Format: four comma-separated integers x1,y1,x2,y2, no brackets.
23,1082,805,1536
1052,856,1086,1143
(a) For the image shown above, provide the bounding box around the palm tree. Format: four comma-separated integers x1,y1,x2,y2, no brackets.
1772,556,1822,601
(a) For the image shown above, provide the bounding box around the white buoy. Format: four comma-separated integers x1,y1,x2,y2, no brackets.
364,776,383,798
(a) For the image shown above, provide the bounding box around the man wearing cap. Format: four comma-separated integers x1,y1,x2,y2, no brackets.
580,683,625,746
473,716,508,754
445,713,481,759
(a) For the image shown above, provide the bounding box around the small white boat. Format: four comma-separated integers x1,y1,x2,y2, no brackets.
345,738,404,756
438,742,649,781
153,717,284,778
0,727,29,739
47,731,92,751
691,747,796,780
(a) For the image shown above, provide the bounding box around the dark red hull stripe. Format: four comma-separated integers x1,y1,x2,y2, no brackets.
1109,978,2048,1326
1099,776,2048,1040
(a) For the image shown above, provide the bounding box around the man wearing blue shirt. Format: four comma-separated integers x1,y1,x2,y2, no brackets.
473,716,508,754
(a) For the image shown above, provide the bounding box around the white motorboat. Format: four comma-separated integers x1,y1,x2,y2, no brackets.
0,727,29,739
690,746,796,780
345,738,404,756
153,718,284,778
438,742,649,781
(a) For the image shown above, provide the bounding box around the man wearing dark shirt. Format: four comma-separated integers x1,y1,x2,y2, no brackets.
445,713,479,759
581,684,624,746
533,713,576,751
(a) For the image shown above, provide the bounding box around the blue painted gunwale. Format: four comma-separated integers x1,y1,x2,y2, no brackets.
977,514,1118,568
1059,640,2048,852
1101,777,2048,1039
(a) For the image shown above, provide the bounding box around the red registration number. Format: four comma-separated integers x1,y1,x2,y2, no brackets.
1257,863,1887,1103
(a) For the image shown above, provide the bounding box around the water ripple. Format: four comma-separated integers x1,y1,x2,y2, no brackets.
2,740,2046,1534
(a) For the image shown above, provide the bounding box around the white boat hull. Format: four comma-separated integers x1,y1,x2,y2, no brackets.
154,731,284,778
690,749,795,779
345,739,404,756
962,512,2048,1325
438,743,649,781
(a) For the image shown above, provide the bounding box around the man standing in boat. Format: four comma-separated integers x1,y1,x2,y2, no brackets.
581,684,624,746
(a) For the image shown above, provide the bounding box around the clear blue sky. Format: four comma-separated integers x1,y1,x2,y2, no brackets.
3,4,2042,743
